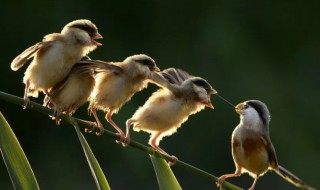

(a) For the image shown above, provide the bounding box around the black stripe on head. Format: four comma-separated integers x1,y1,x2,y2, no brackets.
246,100,269,126
191,78,214,94
69,20,98,38
133,55,157,71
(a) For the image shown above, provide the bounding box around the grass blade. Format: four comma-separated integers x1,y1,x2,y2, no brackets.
150,154,182,190
73,122,111,190
0,112,40,190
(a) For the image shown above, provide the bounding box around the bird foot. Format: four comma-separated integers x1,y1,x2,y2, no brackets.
95,127,105,136
23,98,30,109
116,133,130,147
167,155,178,166
216,176,226,188
84,122,98,134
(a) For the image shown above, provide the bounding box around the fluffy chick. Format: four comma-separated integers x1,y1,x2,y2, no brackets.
86,54,160,138
43,56,95,124
11,19,102,107
126,68,217,162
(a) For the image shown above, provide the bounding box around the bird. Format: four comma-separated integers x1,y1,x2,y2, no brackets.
10,19,102,108
126,68,217,163
217,100,315,190
43,56,95,125
86,54,160,138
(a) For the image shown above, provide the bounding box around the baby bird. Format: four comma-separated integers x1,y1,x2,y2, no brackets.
217,100,315,190
11,19,102,108
43,56,95,124
87,54,160,138
126,68,217,162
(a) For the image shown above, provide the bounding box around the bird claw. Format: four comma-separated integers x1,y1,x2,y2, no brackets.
23,98,30,109
85,123,97,134
216,176,226,187
85,127,94,133
167,155,178,166
116,133,130,147
95,126,104,136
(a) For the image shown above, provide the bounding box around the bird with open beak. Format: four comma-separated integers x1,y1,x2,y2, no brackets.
126,68,217,164
10,19,102,108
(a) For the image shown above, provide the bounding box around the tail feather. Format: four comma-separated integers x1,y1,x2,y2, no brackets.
275,165,316,190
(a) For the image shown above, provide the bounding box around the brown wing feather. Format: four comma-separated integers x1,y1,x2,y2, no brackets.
43,61,95,107
160,68,192,85
260,135,278,168
77,59,123,74
150,68,192,95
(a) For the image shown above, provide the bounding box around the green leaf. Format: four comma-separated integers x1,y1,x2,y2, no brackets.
150,154,182,190
0,112,40,190
73,122,111,190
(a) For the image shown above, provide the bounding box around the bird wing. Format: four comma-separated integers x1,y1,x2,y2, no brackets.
161,68,192,85
151,68,192,94
46,59,96,99
44,70,71,105
11,42,46,71
77,59,123,74
11,33,63,71
260,135,278,168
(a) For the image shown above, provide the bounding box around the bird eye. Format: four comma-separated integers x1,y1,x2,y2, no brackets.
243,104,249,109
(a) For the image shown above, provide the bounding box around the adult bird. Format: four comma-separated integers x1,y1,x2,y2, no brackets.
217,100,315,190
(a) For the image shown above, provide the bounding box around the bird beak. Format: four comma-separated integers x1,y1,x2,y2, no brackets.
235,103,243,114
205,98,214,109
148,68,160,80
154,66,160,72
93,33,103,39
211,88,218,95
92,33,103,46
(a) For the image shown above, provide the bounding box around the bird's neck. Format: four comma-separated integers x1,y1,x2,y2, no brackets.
240,115,263,131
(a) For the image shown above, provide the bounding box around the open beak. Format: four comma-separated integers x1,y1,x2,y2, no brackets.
205,98,214,109
92,33,103,46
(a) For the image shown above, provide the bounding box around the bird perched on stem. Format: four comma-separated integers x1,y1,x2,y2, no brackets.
43,56,95,125
217,100,315,190
10,19,102,108
126,68,217,164
86,54,160,138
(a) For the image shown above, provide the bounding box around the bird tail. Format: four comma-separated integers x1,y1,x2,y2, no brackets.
274,165,316,190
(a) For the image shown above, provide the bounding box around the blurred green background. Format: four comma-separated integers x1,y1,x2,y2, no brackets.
1,0,319,189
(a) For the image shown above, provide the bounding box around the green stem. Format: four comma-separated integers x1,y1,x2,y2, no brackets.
0,91,243,190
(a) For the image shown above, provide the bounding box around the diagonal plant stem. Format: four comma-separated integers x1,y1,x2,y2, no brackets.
0,91,243,190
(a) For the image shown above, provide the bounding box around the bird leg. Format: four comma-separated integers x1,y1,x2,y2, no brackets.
105,110,126,145
44,93,62,125
248,175,260,190
87,107,104,135
150,131,178,166
217,168,242,187
123,119,135,147
52,107,62,125
23,80,30,109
